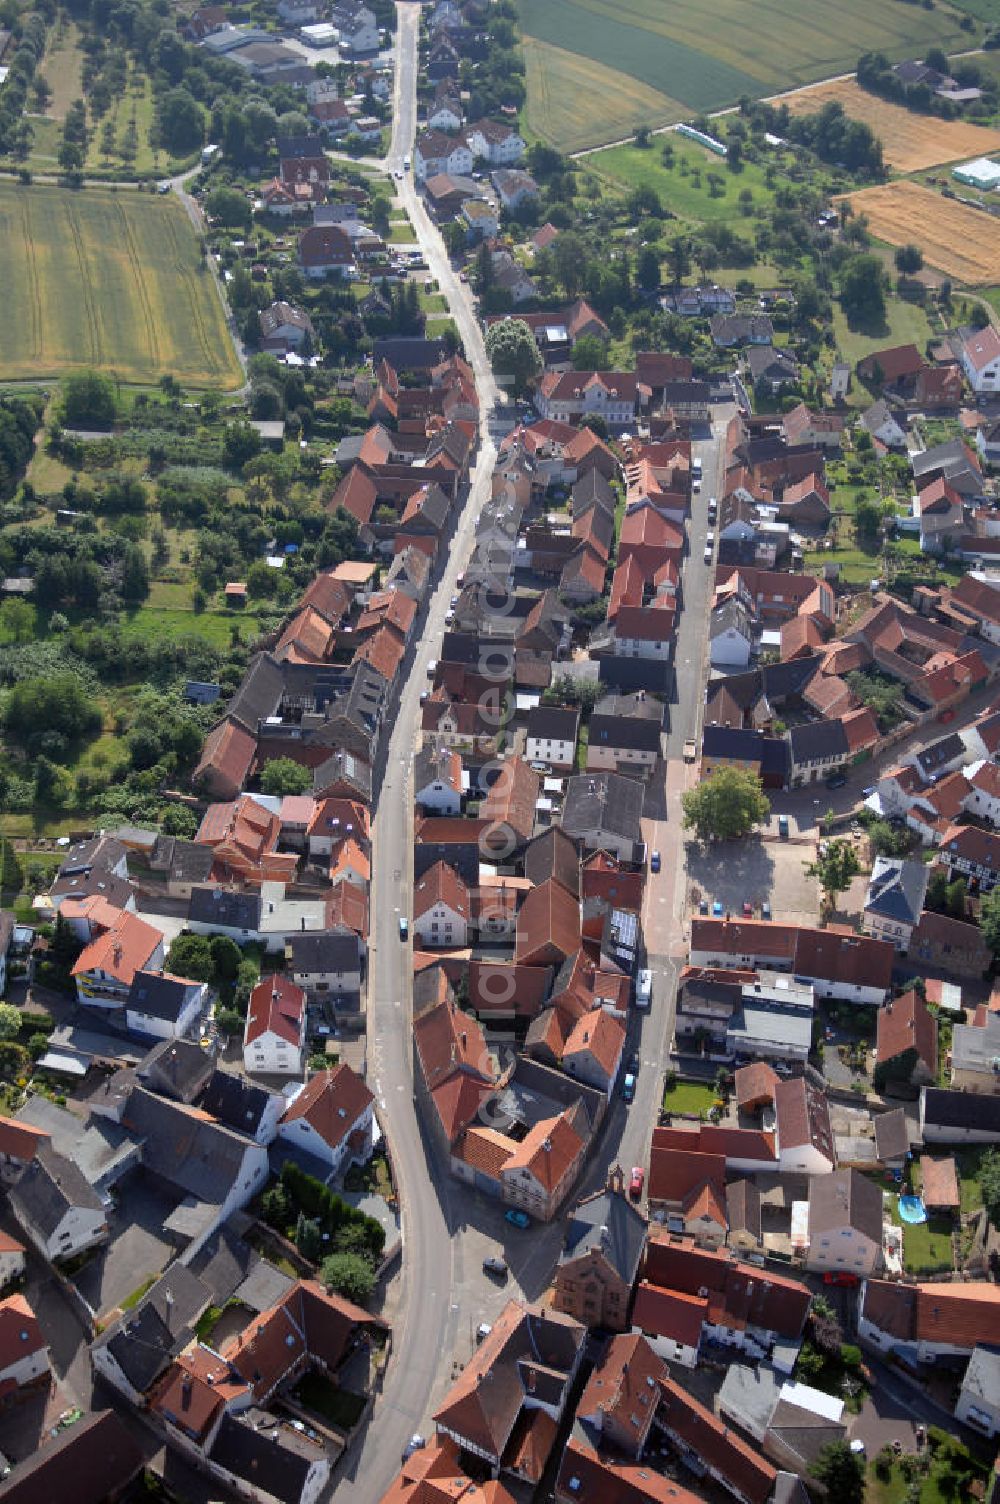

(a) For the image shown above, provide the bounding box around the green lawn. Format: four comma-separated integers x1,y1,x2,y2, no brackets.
589,133,777,225
832,300,935,377
888,1196,954,1274
119,606,268,648
663,1078,719,1117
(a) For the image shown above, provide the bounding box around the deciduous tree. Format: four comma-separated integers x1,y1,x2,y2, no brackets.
681,767,770,842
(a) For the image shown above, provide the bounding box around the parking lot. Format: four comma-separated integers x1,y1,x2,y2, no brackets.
685,833,821,927
73,1176,179,1319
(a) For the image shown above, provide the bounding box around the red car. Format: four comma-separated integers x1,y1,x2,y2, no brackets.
629,1166,645,1201
823,1272,859,1287
742,901,753,917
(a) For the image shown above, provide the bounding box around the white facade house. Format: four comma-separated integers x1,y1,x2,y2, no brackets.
428,101,462,131
125,971,207,1041
0,1296,49,1391
10,1148,108,1265
956,1347,1000,1439
805,1169,884,1278
465,121,526,166
413,861,469,949
414,130,473,182
278,1065,375,1176
960,326,1000,395
524,706,579,772
709,602,754,669
243,974,307,1076
414,752,465,814
0,1233,26,1290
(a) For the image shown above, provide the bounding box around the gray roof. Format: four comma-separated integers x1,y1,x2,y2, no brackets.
201,1069,278,1137
962,1345,1000,1403
126,970,202,1024
57,834,126,877
808,1167,883,1243
728,1001,812,1053
874,1107,910,1163
137,1037,215,1103
864,857,929,927
122,1085,257,1203
14,1097,134,1189
718,1362,782,1436
373,336,448,372
561,1187,647,1284
208,1410,323,1504
787,718,848,765
227,652,285,732
186,1224,259,1305
289,926,361,973
562,772,644,845
922,1086,1000,1134
189,886,262,931
0,1409,144,1504
767,1399,846,1468
10,1144,104,1238
701,725,766,762
526,705,580,741
151,836,214,885
312,748,372,801
96,1265,211,1395
711,598,753,640
572,469,615,519
914,731,965,777
50,866,133,910
951,1011,1000,1075
747,345,798,382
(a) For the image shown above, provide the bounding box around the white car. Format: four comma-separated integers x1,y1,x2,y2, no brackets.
635,969,652,1009
703,546,712,564
402,1435,425,1461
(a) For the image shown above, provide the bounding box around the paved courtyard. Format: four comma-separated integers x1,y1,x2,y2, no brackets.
73,1177,179,1319
685,834,821,926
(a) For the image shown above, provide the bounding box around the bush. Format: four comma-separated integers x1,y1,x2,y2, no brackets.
319,1252,375,1305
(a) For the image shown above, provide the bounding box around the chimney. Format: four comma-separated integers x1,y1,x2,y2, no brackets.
525,1366,536,1393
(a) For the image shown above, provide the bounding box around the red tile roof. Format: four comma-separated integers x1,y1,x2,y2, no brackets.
657,1379,777,1504
0,1294,45,1374
578,1332,665,1445
919,1155,960,1209
245,974,305,1048
194,718,257,796
281,1065,373,1149
632,1283,706,1348
515,878,580,966
0,1116,49,1163
71,909,163,986
876,988,937,1074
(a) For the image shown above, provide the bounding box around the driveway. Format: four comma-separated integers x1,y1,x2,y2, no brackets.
73,1177,178,1318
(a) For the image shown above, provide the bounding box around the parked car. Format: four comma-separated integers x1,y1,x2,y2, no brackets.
761,900,772,920
825,771,847,789
505,1209,530,1229
398,916,409,940
482,1256,508,1278
698,898,708,915
650,849,661,873
703,546,712,564
628,1049,640,1073
475,1323,492,1343
635,969,652,1009
778,815,789,839
621,1072,636,1103
402,1436,425,1461
742,900,753,917
823,1271,859,1287
629,1166,645,1200
712,900,724,917
683,738,697,762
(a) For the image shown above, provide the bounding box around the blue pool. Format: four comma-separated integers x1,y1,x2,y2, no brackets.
899,1195,927,1224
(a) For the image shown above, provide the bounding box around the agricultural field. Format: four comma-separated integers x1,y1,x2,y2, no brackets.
519,0,975,152
522,38,686,154
783,78,1000,172
843,180,1000,284
0,183,243,387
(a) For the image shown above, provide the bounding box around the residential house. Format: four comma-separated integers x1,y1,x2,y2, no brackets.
413,860,470,949
657,1378,778,1504
862,858,930,951
71,908,165,1006
0,1232,25,1291
298,224,355,278
287,927,363,1000
647,1138,727,1247
977,418,1000,466
857,343,924,393
950,1010,1000,1094
0,1294,49,1393
577,1333,665,1457
535,372,638,428
465,118,525,166
710,599,755,670
279,1065,375,1175
414,129,474,181
916,477,965,555
9,1144,107,1264
433,1300,585,1474
586,693,664,779
562,773,645,863
552,1179,647,1332
955,1346,1000,1439
908,908,992,979
0,1409,143,1504
414,747,465,815
689,918,894,1005
124,970,207,1040
243,974,307,1075
747,346,799,393
492,168,539,210
875,988,938,1090
805,1168,884,1277
525,705,580,772
861,400,907,452
960,326,1000,395
938,822,1000,890
921,1086,1000,1144
774,1076,835,1175
859,1278,1000,1364
259,301,315,355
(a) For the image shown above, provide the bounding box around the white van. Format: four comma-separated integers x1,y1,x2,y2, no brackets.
635,969,652,1009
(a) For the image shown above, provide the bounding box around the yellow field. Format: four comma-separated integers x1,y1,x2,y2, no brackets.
783,78,1000,172
842,180,1000,285
524,37,687,153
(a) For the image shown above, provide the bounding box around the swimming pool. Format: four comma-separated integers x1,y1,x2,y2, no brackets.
899,1195,927,1225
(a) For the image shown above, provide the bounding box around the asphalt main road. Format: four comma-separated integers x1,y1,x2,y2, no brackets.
336,9,503,1501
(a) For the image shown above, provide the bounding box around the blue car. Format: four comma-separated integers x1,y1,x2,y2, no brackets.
712,900,724,917
505,1209,530,1229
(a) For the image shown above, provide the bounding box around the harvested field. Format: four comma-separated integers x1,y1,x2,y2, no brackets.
0,182,242,387
783,78,1000,172
842,180,1000,284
